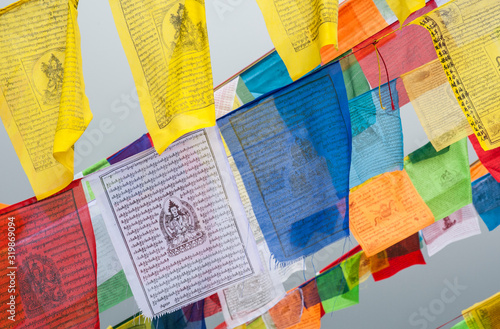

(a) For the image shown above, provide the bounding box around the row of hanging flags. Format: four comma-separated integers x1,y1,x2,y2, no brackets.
1,0,500,327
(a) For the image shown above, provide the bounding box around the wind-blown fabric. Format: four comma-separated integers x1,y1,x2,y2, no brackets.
472,173,500,231
404,139,471,221
218,62,351,262
349,80,403,188
0,181,99,328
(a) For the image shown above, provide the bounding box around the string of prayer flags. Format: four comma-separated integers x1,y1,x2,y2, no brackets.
107,133,153,165
255,0,339,80
414,0,500,151
0,0,92,200
463,292,500,329
349,170,434,257
384,0,424,25
339,51,372,100
320,0,388,64
349,80,404,188
469,135,500,182
215,79,240,119
470,161,490,182
0,181,99,328
239,52,293,99
218,245,286,328
218,62,352,262
401,59,473,152
371,233,426,281
422,204,481,257
85,127,261,317
472,174,500,232
109,0,216,154
354,1,438,106
404,139,472,221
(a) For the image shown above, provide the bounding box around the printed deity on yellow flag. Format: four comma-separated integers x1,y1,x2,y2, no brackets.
109,0,215,154
414,0,500,151
255,0,339,80
0,0,92,200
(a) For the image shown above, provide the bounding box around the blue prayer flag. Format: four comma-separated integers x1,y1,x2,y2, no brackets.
472,173,500,231
218,62,351,262
349,80,403,188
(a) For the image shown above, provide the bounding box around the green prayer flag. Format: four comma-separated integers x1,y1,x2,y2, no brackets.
404,139,471,221
450,319,468,329
236,76,255,105
339,53,371,100
82,158,110,201
97,270,133,312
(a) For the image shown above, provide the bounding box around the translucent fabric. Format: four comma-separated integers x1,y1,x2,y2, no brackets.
422,204,481,257
349,80,404,188
404,139,472,221
371,234,426,281
218,62,351,262
349,170,434,257
401,59,473,151
107,134,153,165
472,174,500,231
354,1,438,106
240,51,293,99
414,0,500,150
0,181,99,328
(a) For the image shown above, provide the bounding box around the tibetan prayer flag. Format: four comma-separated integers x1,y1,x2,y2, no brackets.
300,279,322,309
450,320,468,329
109,0,215,154
469,135,500,182
240,52,293,98
317,264,358,313
85,127,260,317
0,0,92,200
349,80,403,188
349,170,434,257
255,0,338,80
401,59,473,152
0,181,99,328
422,204,481,257
97,270,133,313
463,292,500,329
321,0,388,64
218,62,351,262
385,0,424,25
354,1,438,106
371,234,425,281
404,139,472,221
113,316,152,329
472,174,500,232
414,0,500,150
268,289,303,329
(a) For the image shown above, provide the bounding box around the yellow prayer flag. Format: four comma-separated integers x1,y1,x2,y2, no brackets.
413,0,500,151
385,0,424,26
0,0,92,200
463,292,500,329
109,0,215,154
112,315,152,329
255,0,339,80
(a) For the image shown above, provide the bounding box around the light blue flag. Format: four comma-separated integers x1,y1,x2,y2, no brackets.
349,80,403,188
218,62,351,262
240,51,293,98
473,173,500,231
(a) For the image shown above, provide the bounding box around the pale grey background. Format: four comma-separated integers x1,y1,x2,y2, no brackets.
0,0,498,328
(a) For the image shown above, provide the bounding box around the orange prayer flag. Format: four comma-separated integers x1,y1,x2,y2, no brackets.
470,161,490,182
321,0,387,64
349,170,434,257
0,204,8,210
